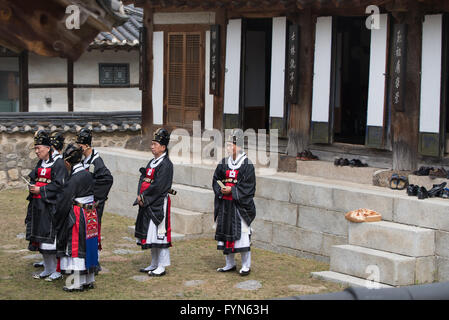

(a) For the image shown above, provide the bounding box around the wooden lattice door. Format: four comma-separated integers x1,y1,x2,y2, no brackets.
165,32,204,129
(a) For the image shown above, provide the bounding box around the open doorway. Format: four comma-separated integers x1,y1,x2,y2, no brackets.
241,18,272,131
332,17,371,145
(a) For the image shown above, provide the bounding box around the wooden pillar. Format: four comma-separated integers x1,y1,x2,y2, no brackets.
141,3,154,136
286,9,314,156
19,50,28,112
390,6,422,170
67,59,73,112
213,8,226,131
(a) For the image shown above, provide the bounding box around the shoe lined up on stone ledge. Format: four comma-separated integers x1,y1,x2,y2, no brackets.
390,174,408,190
334,158,368,167
413,166,434,176
296,150,319,161
429,167,449,179
407,182,447,200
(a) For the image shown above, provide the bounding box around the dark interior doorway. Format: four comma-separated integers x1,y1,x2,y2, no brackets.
332,17,371,145
241,18,272,131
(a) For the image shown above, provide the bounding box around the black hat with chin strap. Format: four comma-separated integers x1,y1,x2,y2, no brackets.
76,128,92,146
63,143,83,165
34,130,52,147
50,131,65,151
152,128,170,146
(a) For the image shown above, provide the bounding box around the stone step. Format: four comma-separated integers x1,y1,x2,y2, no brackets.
349,221,435,257
330,244,418,286
170,183,214,213
171,207,214,235
296,160,381,185
311,271,393,289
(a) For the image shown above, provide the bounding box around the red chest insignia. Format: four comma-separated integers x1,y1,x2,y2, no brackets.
223,169,239,200
33,167,52,198
140,167,155,194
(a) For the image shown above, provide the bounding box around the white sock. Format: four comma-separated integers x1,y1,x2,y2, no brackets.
240,251,251,272
151,266,165,275
149,247,159,269
217,253,235,271
86,272,95,284
42,254,57,276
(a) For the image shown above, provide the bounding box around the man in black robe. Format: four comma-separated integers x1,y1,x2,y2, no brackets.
76,128,113,251
25,130,67,281
212,129,256,276
134,128,173,277
33,130,65,269
55,144,99,292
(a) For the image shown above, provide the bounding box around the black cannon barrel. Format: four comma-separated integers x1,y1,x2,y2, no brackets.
283,282,449,300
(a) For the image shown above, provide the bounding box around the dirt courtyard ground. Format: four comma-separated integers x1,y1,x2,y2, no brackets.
0,188,345,300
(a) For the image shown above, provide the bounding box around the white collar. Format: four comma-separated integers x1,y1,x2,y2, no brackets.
41,156,55,168
150,152,166,168
227,152,247,170
83,149,98,168
72,163,85,175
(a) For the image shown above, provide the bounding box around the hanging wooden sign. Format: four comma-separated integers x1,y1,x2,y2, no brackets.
390,24,407,112
209,24,220,96
286,23,299,104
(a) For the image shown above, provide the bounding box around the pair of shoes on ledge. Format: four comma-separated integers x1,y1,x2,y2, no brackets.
296,150,318,161
407,182,447,199
334,158,368,167
413,166,433,176
389,174,408,190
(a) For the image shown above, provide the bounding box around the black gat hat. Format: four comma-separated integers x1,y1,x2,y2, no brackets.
50,131,65,151
63,143,84,165
153,128,170,146
34,130,52,147
76,128,92,146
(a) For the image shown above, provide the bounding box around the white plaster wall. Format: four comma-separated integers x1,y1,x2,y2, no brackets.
28,53,67,84
152,31,164,125
366,14,388,127
205,30,214,130
311,17,333,123
269,16,286,118
420,14,443,134
154,12,215,24
223,19,242,115
73,88,141,112
74,50,140,85
28,88,68,112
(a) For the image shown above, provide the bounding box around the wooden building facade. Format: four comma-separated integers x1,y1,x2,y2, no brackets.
135,0,449,170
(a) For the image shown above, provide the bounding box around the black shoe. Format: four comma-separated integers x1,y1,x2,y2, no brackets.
418,187,428,200
407,184,419,196
341,158,349,166
140,267,157,273
63,285,85,292
239,269,251,276
414,166,433,176
440,188,449,199
334,158,341,166
33,261,44,268
428,182,447,197
83,283,95,290
217,266,236,273
148,270,166,277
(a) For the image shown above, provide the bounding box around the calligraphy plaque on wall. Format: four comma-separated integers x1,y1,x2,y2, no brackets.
139,26,147,91
286,24,300,104
209,25,220,96
390,24,407,112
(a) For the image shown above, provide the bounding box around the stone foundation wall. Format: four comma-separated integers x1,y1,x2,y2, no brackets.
0,131,140,190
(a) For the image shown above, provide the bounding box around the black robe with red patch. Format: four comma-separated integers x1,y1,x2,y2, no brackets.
25,155,67,252
54,164,98,270
212,156,256,244
134,155,173,243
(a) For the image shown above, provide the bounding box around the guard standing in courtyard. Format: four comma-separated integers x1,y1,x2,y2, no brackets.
25,130,67,281
76,128,113,252
212,129,256,276
134,128,173,277
55,144,99,291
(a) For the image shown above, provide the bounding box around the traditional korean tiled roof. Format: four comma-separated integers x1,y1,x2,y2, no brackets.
90,5,142,49
0,112,141,134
